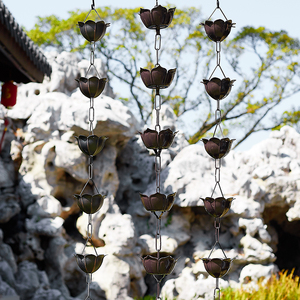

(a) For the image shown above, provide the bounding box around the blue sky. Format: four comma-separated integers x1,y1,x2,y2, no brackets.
4,0,300,151
5,0,300,37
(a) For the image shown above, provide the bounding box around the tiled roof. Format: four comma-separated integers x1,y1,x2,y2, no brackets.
0,0,52,82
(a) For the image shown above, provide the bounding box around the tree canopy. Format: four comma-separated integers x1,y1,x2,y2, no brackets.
27,6,300,147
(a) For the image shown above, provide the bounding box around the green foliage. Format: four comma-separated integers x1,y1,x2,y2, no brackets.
137,270,300,300
221,270,300,300
27,7,300,147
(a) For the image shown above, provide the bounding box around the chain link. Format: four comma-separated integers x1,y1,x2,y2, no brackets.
88,156,94,179
214,277,220,300
85,273,92,300
215,159,221,183
155,91,161,111
155,218,162,252
215,108,221,125
156,282,161,300
90,46,95,66
155,31,161,66
214,218,220,243
155,154,161,193
214,288,220,300
87,214,93,240
216,42,221,66
89,98,95,134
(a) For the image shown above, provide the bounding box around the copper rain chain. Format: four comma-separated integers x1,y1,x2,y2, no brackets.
72,0,237,299
74,1,109,299
200,1,236,299
139,1,178,300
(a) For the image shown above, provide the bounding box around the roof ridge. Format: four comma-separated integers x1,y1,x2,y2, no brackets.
0,0,52,78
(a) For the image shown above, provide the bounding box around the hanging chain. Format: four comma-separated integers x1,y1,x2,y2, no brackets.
90,43,95,66
214,218,220,244
214,278,220,300
155,29,161,66
155,154,161,193
214,159,221,185
155,217,162,253
89,98,95,134
85,273,93,300
156,282,161,300
87,214,93,240
203,1,235,299
211,158,224,197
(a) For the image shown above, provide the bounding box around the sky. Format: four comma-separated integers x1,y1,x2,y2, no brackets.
4,0,300,151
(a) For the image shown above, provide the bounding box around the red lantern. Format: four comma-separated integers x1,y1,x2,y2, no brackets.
1,81,17,109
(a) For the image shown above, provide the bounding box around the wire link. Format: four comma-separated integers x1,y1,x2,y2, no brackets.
90,49,95,66
155,154,161,193
87,222,93,240
156,282,161,300
88,164,93,180
155,155,162,173
85,273,92,300
155,93,161,111
215,108,221,125
155,218,162,252
155,33,161,66
216,42,221,66
214,288,220,300
89,107,95,123
214,218,220,243
155,33,161,51
215,163,221,183
89,98,95,134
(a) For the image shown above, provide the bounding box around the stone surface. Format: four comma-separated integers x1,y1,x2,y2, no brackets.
1,45,300,300
0,194,20,223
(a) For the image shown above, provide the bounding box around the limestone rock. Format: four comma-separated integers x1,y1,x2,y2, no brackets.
27,195,62,218
92,254,134,300
239,263,279,284
98,213,136,256
0,275,18,297
0,194,20,223
25,217,64,237
3,41,300,300
15,261,42,300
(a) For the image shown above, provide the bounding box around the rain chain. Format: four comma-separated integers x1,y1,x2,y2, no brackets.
138,2,178,300
200,1,236,299
73,2,110,299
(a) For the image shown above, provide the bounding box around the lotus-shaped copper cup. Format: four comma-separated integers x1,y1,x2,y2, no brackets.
201,19,234,42
76,77,107,99
202,77,235,101
140,192,176,212
78,20,110,42
140,5,175,29
75,135,108,156
140,66,176,89
141,252,177,275
74,194,105,214
202,258,232,278
202,137,235,159
75,254,105,274
201,197,234,218
140,128,176,151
